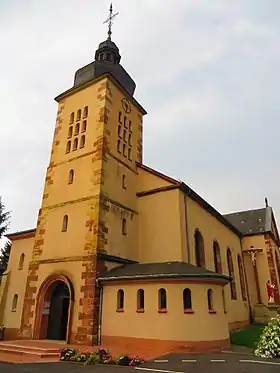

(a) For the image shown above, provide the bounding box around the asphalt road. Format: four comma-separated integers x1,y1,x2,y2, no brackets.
1,353,280,373
139,352,280,373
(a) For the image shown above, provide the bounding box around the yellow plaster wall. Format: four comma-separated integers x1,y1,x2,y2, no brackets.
98,79,144,260
242,235,270,306
138,189,183,263
40,199,93,260
3,237,34,328
102,282,229,342
54,81,105,164
186,195,250,325
137,167,176,193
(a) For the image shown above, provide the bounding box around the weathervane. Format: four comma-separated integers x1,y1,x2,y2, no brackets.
103,3,119,40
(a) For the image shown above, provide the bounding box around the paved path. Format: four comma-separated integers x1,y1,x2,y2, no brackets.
1,353,280,373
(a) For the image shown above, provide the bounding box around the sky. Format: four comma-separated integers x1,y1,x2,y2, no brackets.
1,0,280,237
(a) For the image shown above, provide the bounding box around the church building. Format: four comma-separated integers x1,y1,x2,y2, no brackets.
0,6,280,354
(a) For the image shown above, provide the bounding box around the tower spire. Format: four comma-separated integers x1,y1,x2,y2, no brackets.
103,3,119,40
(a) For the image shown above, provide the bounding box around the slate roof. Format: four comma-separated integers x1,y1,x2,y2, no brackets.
98,261,231,282
223,208,270,236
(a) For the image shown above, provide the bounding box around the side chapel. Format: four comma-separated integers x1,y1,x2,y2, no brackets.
0,5,280,354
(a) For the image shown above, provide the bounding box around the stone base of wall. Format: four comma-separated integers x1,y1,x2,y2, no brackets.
3,328,21,341
228,319,250,331
101,335,230,355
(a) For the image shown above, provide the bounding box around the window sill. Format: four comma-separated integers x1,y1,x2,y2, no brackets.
158,309,167,314
208,310,217,314
184,309,194,314
116,308,124,313
224,311,228,314
136,308,145,313
80,146,85,149
11,309,16,313
18,267,23,271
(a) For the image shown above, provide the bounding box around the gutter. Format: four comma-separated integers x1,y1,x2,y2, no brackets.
95,278,103,346
98,272,231,283
183,192,191,263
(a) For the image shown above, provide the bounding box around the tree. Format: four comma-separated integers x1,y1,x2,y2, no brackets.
0,197,11,275
0,241,11,275
0,197,10,239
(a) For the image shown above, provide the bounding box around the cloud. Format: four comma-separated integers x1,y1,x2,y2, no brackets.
1,0,280,235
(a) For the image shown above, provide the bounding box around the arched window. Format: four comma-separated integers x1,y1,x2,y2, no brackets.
124,116,127,128
238,254,247,301
158,288,167,311
70,112,74,124
122,218,127,235
62,215,68,232
12,294,18,312
66,141,71,153
122,175,126,189
227,248,237,300
18,253,25,270
76,109,81,121
129,120,132,132
68,126,73,138
128,148,132,161
83,106,88,118
213,241,222,273
207,289,214,311
73,138,78,151
222,288,227,313
68,169,74,184
123,130,127,143
275,250,280,286
183,288,192,311
118,111,122,123
137,289,144,311
128,134,132,146
194,230,205,267
80,135,85,148
82,120,87,132
74,123,80,136
117,289,124,311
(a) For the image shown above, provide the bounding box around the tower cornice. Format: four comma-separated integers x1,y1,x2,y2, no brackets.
54,73,147,115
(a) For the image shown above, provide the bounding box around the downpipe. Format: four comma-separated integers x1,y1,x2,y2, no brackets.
96,278,103,346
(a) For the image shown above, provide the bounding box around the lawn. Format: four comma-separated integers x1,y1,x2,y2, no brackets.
230,324,266,349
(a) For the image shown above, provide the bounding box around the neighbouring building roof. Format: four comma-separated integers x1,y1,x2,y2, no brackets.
6,228,36,241
224,207,271,235
98,261,231,282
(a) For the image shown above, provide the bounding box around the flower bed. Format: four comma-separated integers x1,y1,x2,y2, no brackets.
60,348,145,366
255,316,280,358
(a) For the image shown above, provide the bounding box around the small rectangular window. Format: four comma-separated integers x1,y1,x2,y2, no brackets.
129,120,132,132
123,144,127,157
117,140,121,153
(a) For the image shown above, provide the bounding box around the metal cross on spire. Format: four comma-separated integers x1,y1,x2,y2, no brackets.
103,3,119,40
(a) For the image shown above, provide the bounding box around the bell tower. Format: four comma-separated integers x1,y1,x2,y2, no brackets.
20,4,146,345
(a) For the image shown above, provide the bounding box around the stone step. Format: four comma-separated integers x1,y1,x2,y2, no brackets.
0,342,60,354
0,342,61,363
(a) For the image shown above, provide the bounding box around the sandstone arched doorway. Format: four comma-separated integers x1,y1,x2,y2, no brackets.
33,274,74,343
